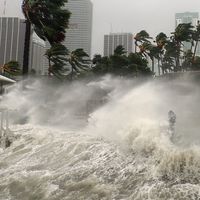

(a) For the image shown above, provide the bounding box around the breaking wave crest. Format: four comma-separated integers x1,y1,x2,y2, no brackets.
0,75,200,199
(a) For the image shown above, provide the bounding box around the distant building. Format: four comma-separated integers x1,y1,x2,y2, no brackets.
29,33,46,75
175,12,200,55
64,0,93,56
0,17,26,67
175,12,199,27
104,33,133,57
0,17,46,75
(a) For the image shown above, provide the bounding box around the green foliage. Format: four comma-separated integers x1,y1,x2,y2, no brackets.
2,61,21,76
114,45,127,55
172,23,194,42
22,0,71,45
22,0,71,78
92,46,152,77
67,49,90,79
45,43,69,78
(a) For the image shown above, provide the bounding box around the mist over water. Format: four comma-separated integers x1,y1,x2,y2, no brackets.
0,74,200,199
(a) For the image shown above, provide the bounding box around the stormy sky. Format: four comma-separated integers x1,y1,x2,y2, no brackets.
1,0,200,55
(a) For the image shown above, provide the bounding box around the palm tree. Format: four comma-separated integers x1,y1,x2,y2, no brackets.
182,49,193,71
155,32,167,75
22,0,71,75
192,21,200,60
171,23,194,70
1,61,21,77
92,55,111,75
138,42,159,74
163,41,178,72
45,43,69,79
128,53,152,76
110,45,128,75
67,49,90,80
134,30,152,53
114,45,127,55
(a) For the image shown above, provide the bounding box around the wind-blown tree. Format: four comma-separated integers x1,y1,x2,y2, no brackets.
45,44,90,80
92,55,111,75
45,43,69,79
92,45,152,77
128,53,152,76
0,61,21,77
162,56,174,74
22,0,71,75
113,45,127,55
67,49,90,80
134,30,152,53
110,45,129,75
155,32,168,75
171,23,194,71
163,40,178,72
182,49,193,71
192,21,200,60
138,42,159,74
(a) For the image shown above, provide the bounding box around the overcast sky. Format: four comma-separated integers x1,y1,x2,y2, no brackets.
1,0,200,55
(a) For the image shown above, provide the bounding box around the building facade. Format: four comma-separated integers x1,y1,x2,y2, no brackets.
104,33,133,57
0,17,46,75
0,17,26,67
175,12,200,55
29,33,46,75
64,0,93,56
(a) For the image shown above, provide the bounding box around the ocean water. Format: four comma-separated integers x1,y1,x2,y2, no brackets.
0,75,200,200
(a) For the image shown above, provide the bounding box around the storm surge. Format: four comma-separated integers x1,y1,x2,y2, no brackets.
0,74,200,200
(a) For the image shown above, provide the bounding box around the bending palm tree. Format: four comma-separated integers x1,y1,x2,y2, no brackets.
0,61,21,77
45,43,69,79
22,0,71,75
155,32,167,75
67,49,90,80
192,21,200,60
171,23,194,71
134,30,152,53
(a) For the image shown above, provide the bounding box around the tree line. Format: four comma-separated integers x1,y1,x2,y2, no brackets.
1,0,200,80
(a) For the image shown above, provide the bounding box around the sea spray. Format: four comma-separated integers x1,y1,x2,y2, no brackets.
0,75,200,199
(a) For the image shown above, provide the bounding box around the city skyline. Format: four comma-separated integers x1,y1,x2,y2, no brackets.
1,0,200,56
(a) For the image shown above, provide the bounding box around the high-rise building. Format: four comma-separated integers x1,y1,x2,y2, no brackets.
0,17,26,67
175,12,199,27
0,17,46,75
104,33,133,57
175,12,200,55
29,33,46,75
64,0,93,56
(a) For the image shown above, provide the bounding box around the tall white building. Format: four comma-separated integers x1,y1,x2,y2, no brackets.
104,33,133,57
0,17,46,75
0,17,26,67
29,33,46,75
64,0,93,56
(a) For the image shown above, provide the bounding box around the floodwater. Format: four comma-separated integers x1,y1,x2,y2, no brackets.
0,75,200,200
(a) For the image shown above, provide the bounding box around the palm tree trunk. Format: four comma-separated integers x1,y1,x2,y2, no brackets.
158,58,160,76
152,58,154,74
22,20,31,75
193,40,199,60
134,42,137,53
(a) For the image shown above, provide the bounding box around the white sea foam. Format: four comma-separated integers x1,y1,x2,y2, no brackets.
0,75,200,199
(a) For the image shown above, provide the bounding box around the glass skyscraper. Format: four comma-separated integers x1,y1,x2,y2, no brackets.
64,0,93,56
